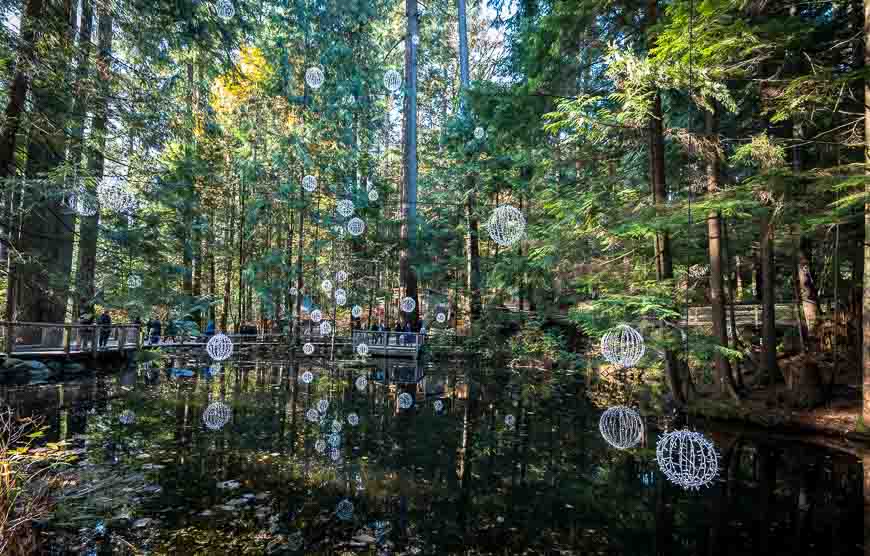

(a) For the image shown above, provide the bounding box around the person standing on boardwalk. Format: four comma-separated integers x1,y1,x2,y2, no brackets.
97,310,112,348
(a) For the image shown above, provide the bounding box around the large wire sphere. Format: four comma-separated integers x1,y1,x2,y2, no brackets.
435,312,447,324
317,399,329,413
411,34,420,46
320,321,332,335
74,186,99,217
334,287,347,300
337,199,355,218
305,67,325,90
356,343,369,356
127,274,142,289
216,0,235,19
486,205,526,247
303,342,315,355
310,309,323,323
347,217,366,237
335,292,347,307
302,175,317,192
336,499,354,521
599,406,644,450
433,400,444,413
119,410,136,425
474,126,486,140
355,375,368,391
504,414,516,429
321,279,333,293
398,392,413,409
600,324,645,369
335,270,348,283
99,177,137,214
351,305,363,318
300,370,314,384
206,333,234,361
368,189,379,202
383,69,402,92
203,401,232,431
315,438,327,453
306,408,320,423
289,286,298,296
400,297,416,313
347,413,359,426
656,429,719,490
328,432,342,448
330,448,341,462
331,419,343,434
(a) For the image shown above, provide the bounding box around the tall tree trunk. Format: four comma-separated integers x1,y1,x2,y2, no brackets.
796,237,820,333
760,208,779,404
400,0,419,326
705,107,740,400
863,0,870,425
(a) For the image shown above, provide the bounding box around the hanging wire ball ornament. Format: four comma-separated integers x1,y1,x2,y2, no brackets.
289,286,298,296
400,297,416,313
310,309,323,323
331,420,342,434
474,126,486,140
600,324,645,369
347,413,359,426
330,448,341,461
398,392,413,409
434,400,444,413
504,414,516,429
328,432,342,448
307,408,320,423
656,429,719,490
321,279,333,293
347,217,366,236
383,69,402,92
301,370,314,384
598,406,644,450
216,0,235,20
356,343,369,356
334,286,347,300
368,189,378,202
355,375,368,391
351,305,363,318
302,175,317,192
203,401,232,431
119,410,136,425
320,321,332,335
127,274,142,289
74,185,99,217
303,342,315,355
206,333,234,361
99,177,137,214
336,270,348,283
337,199,355,218
435,312,447,324
305,67,325,90
336,499,354,521
315,438,327,453
411,34,420,45
486,205,526,247
317,399,329,413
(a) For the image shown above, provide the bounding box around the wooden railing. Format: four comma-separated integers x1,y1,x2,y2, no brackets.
0,321,141,357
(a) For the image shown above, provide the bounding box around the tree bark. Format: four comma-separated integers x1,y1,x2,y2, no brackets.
863,0,870,425
400,0,419,326
760,208,780,403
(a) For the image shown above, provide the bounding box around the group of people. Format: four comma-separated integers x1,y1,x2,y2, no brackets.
364,320,426,346
77,310,114,349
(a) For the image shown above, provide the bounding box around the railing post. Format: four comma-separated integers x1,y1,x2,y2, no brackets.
64,323,71,356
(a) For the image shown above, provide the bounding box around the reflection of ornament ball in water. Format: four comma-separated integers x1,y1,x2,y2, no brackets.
310,309,322,323
315,439,326,453
127,274,142,289
656,429,719,490
317,399,329,413
206,333,234,361
600,324,645,369
351,305,362,318
302,343,315,355
320,321,332,335
398,392,413,409
411,34,420,45
355,375,367,391
119,410,135,425
302,175,317,192
337,199,354,217
321,279,333,293
504,414,516,429
433,400,444,413
216,0,235,19
334,289,347,306
331,419,342,433
305,67,325,90
330,448,341,461
336,499,354,521
435,312,447,324
383,70,402,92
474,126,486,140
208,364,221,377
306,409,320,423
599,406,644,450
300,370,314,384
486,205,526,247
203,401,232,430
328,432,341,448
289,286,298,296
336,270,348,283
347,217,365,237
400,297,416,313
368,189,378,202
347,413,359,426
356,343,369,356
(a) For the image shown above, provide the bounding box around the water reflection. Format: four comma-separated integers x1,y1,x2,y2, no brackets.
0,359,865,554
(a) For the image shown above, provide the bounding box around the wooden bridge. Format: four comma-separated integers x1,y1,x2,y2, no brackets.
0,321,141,358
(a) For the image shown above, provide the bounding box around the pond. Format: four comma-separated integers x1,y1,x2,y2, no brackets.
1,358,866,555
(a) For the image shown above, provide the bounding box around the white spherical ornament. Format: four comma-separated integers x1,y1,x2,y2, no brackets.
331,419,342,433
411,34,420,45
504,414,516,429
330,448,341,461
74,185,99,217
317,399,329,413
346,217,365,237
306,408,320,423
356,343,369,356
383,69,402,92
486,205,526,247
216,0,235,20
335,292,347,307
355,375,367,391
203,401,232,431
656,429,719,490
127,274,142,289
320,321,332,335
435,312,447,324
368,189,378,202
337,199,354,218
289,286,298,296
400,297,416,313
600,324,645,369
321,279,333,293
336,499,354,521
347,413,359,426
335,270,348,283
398,392,413,409
302,342,315,355
310,309,323,323
300,370,314,384
474,126,486,140
334,287,347,301
206,333,234,361
433,400,444,413
351,305,363,318
315,438,327,453
327,432,342,448
305,67,325,90
598,406,644,450
119,410,135,425
302,175,317,192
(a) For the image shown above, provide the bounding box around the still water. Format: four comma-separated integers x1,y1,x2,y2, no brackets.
1,358,866,555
